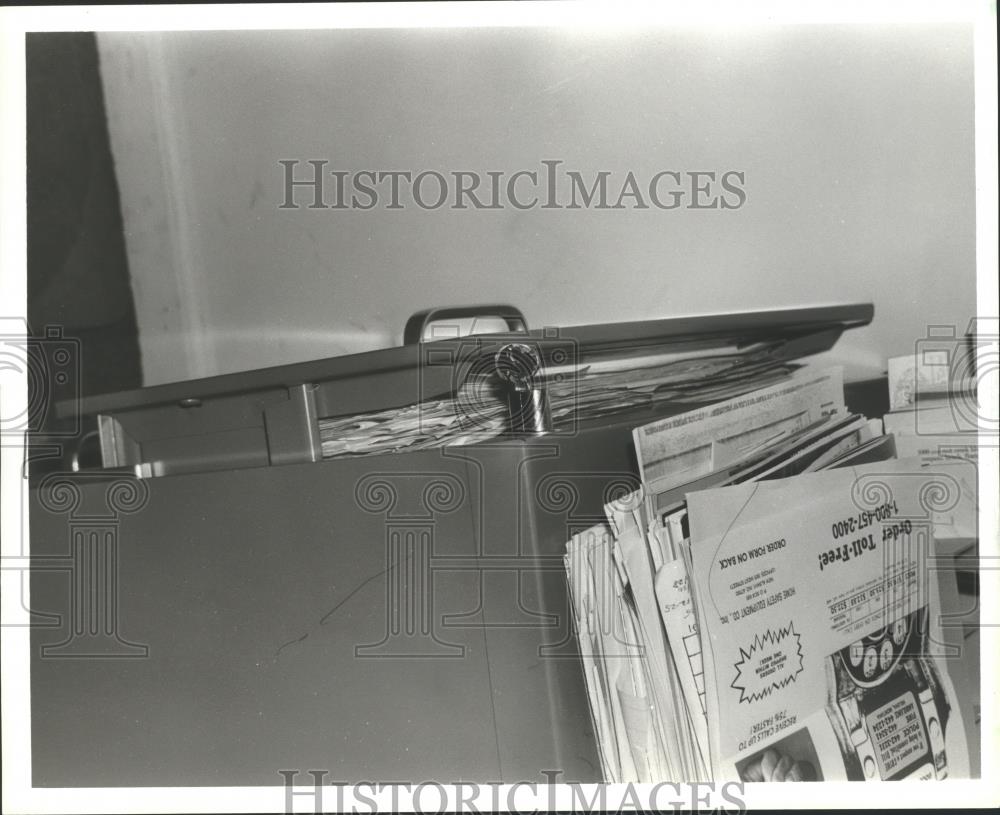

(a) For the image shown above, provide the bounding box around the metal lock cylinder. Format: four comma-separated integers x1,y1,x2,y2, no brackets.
494,342,551,435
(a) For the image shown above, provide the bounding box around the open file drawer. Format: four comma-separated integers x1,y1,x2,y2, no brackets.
28,304,872,785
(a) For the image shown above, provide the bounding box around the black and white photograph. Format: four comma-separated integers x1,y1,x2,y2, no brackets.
1,2,997,813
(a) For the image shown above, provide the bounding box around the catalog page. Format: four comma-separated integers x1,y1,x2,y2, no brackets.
686,460,970,781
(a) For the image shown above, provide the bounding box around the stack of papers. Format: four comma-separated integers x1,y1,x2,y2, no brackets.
319,341,798,458
565,367,974,781
319,376,508,457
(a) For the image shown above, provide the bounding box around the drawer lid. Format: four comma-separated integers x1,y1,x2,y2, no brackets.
55,302,873,478
64,302,872,418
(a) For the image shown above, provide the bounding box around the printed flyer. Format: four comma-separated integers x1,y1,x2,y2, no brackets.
686,459,970,781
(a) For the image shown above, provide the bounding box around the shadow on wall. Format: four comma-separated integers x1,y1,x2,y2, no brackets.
26,32,141,412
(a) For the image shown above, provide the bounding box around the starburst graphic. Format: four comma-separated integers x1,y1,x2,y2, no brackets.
731,621,804,704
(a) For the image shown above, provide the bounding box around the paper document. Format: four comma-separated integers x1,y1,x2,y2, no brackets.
686,460,970,781
633,368,845,494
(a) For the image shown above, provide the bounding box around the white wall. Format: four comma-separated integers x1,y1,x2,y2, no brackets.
97,25,976,386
